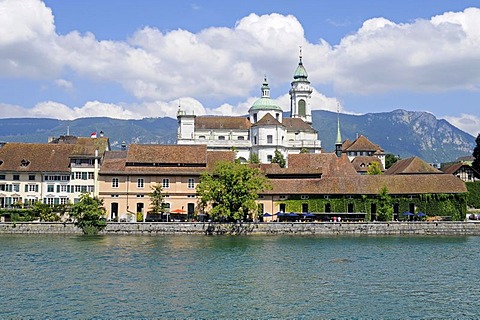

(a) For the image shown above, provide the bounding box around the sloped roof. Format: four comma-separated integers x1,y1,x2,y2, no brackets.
126,144,207,164
441,163,480,177
282,118,316,132
100,145,235,175
252,113,284,127
262,153,357,177
351,156,384,172
0,143,74,173
195,116,251,130
385,157,441,175
70,137,110,157
344,135,383,152
341,139,353,150
263,174,466,195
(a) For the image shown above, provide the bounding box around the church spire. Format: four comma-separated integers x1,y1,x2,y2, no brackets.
335,103,343,157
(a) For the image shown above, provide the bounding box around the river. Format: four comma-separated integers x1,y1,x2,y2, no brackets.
0,234,478,319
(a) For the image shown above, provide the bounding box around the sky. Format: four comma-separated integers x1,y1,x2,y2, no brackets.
0,0,479,136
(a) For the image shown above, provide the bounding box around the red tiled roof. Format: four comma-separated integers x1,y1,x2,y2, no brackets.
351,156,384,172
126,144,208,164
263,174,466,195
344,135,383,152
0,143,74,172
195,116,251,130
385,157,441,175
282,118,316,132
252,113,283,127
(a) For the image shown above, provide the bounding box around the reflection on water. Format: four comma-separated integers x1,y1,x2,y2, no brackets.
0,235,478,319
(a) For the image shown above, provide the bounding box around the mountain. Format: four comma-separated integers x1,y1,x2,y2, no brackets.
0,109,475,163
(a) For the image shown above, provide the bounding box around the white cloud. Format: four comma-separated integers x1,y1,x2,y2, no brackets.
443,114,480,137
0,1,479,123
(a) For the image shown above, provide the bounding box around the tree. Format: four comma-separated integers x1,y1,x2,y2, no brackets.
70,193,106,234
367,161,383,175
376,186,393,221
271,149,286,168
248,153,260,164
385,154,400,169
300,148,309,154
33,202,60,222
196,161,271,221
473,133,480,178
149,183,167,214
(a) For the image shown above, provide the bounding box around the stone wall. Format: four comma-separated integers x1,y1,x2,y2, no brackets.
2,221,480,235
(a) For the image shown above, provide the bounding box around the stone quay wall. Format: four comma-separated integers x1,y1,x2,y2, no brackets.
2,221,480,235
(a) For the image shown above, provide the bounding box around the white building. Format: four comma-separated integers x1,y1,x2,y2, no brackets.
177,54,322,165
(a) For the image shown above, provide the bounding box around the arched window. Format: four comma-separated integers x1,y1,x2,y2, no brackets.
298,100,306,116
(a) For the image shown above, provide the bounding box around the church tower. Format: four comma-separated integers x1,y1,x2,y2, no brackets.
289,48,313,124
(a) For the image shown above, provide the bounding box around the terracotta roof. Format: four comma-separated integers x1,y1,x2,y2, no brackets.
344,135,383,152
195,116,251,130
341,139,353,150
259,153,357,177
126,144,208,164
0,143,74,173
441,163,480,177
351,156,384,172
385,157,441,175
282,118,316,132
70,137,110,157
252,113,284,127
100,146,235,175
262,174,466,195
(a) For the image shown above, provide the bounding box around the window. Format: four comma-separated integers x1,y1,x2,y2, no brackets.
164,203,171,212
13,184,19,192
28,185,37,192
60,185,68,193
47,185,54,193
45,198,55,205
88,172,94,180
199,135,206,139
188,178,195,189
298,100,306,116
162,178,170,188
13,174,19,181
81,186,87,193
75,185,81,192
0,175,5,180
88,186,94,193
112,178,119,188
29,175,35,181
81,172,88,180
187,195,196,198
136,194,145,198
137,178,144,188
75,172,82,179
238,136,244,140
218,136,225,140
275,113,279,120
60,198,69,205
253,113,258,123
301,195,309,200
254,136,257,144
267,155,273,162
267,135,273,144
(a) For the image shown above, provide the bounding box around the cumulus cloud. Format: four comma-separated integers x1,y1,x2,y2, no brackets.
0,1,479,123
444,114,480,137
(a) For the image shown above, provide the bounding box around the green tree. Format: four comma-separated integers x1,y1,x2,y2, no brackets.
196,161,271,221
33,202,60,222
473,133,480,178
385,154,400,169
367,161,383,175
300,148,309,154
249,153,260,164
149,183,167,214
271,149,286,168
71,193,106,234
376,186,393,221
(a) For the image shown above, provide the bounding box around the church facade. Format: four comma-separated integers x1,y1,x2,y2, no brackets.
177,54,322,165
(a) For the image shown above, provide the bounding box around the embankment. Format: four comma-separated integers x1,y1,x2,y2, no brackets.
1,221,480,235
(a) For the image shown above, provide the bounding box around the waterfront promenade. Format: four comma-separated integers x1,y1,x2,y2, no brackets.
2,221,480,235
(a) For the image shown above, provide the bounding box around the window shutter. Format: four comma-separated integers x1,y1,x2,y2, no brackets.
25,185,28,192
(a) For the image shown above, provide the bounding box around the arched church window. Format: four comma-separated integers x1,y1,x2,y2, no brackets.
298,100,306,116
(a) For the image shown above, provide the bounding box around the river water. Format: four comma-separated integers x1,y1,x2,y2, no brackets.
0,234,478,319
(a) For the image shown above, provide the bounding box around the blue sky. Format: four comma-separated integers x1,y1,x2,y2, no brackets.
0,0,479,136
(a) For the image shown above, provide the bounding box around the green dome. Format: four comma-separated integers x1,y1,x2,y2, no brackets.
249,76,283,112
250,97,283,111
293,62,308,80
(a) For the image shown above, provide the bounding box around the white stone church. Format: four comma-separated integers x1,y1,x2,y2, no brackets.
177,54,322,165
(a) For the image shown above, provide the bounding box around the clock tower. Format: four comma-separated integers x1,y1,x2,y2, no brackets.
289,49,313,124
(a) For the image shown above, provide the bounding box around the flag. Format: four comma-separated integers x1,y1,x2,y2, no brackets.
90,132,97,138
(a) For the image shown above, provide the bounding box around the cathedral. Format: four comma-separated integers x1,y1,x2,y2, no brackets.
177,53,322,165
